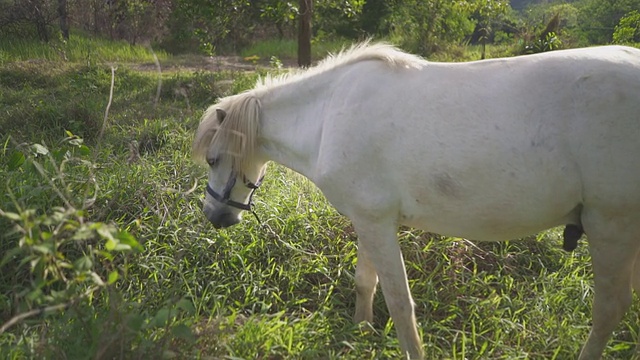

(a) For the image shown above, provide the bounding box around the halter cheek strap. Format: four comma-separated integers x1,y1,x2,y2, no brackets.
205,172,264,221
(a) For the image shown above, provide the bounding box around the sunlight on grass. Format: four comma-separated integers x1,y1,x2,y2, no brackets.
0,32,168,65
240,38,352,63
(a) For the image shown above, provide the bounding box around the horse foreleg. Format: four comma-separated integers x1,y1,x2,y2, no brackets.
579,213,639,360
354,245,378,323
353,218,424,359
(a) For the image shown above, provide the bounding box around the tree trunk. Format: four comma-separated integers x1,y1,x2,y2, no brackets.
298,0,312,68
58,0,69,40
93,0,100,34
30,0,49,42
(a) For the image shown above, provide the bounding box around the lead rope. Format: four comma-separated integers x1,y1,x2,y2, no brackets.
244,175,263,224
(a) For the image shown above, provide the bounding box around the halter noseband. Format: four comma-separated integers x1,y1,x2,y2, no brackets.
205,171,264,220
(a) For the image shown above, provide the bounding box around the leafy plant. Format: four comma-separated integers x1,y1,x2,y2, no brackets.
0,133,141,335
613,10,640,45
523,31,563,54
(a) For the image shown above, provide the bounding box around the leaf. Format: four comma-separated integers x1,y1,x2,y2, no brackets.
107,270,119,284
96,250,114,261
105,238,117,251
78,145,91,156
7,151,25,170
176,298,195,314
90,272,105,286
116,230,143,251
171,324,195,343
127,313,145,332
74,256,93,271
32,245,52,255
95,223,115,241
1,247,25,268
152,308,171,328
114,243,132,251
72,226,94,241
31,143,49,156
2,212,22,221
68,137,83,146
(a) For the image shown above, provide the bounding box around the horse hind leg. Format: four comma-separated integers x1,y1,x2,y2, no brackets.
578,211,640,360
352,217,423,359
354,245,378,324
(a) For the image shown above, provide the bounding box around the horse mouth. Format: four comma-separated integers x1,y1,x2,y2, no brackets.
207,212,241,229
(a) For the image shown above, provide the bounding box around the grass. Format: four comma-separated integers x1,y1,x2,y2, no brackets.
0,31,168,65
2,33,640,359
240,38,352,64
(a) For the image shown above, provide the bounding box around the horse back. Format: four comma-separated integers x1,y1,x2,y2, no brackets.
314,46,640,239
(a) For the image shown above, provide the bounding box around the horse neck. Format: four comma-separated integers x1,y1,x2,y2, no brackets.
256,77,330,179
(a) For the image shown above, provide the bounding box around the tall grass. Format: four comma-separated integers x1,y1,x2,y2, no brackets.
0,32,168,65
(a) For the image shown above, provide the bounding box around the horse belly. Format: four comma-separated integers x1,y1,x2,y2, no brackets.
398,160,582,242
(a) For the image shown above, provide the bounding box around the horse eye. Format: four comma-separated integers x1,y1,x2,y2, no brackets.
207,157,219,166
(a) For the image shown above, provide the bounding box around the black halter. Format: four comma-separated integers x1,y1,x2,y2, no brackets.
205,171,264,220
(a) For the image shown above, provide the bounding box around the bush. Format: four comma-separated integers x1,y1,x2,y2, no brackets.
522,31,563,54
613,10,640,45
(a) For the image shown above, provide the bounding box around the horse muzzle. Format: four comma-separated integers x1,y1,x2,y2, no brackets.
204,205,241,229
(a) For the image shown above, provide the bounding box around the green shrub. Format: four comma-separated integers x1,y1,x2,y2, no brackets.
522,31,563,54
613,10,640,45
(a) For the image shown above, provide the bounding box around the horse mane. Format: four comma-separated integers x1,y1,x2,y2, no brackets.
193,41,425,173
192,93,260,175
257,40,426,90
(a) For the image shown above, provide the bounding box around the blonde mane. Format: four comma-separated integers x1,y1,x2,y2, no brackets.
193,42,425,173
256,41,426,91
192,93,260,175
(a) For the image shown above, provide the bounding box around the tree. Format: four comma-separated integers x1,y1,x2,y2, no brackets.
386,0,477,55
470,0,509,59
613,10,640,44
27,0,53,41
577,0,640,44
58,0,69,40
298,0,312,67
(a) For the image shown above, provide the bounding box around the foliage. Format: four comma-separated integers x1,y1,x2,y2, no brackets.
577,0,640,44
383,0,511,56
385,0,475,55
166,0,365,55
520,2,580,46
523,31,563,54
613,10,640,45
0,133,139,341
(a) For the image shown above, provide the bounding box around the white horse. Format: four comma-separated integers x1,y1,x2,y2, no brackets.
193,42,640,359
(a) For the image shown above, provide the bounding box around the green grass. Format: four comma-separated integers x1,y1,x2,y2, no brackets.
0,31,168,65
240,38,352,64
2,34,640,359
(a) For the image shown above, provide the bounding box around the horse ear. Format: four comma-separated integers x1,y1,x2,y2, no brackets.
216,109,226,124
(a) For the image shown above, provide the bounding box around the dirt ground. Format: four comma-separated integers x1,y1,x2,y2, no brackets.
131,54,298,73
